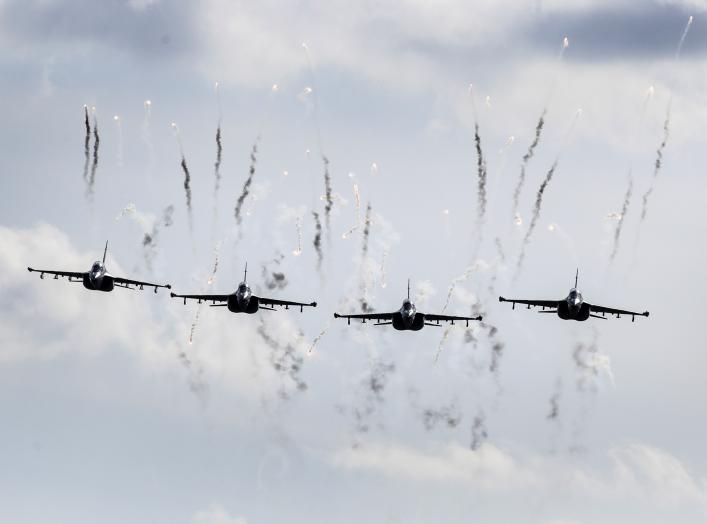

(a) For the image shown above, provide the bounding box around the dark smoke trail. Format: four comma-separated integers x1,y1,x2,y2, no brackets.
547,389,560,420
312,211,323,271
516,160,558,275
323,155,333,233
256,318,308,400
82,106,91,183
234,137,260,228
474,123,488,223
470,410,488,451
421,402,462,431
162,204,174,227
487,324,506,376
359,203,373,312
640,108,670,223
512,110,546,218
609,173,633,262
361,203,372,258
214,125,223,195
180,155,193,230
261,253,288,291
87,117,100,199
342,360,396,444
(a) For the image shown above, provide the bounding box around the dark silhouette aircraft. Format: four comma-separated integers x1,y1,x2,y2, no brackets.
28,241,171,293
334,280,482,330
499,270,649,322
170,264,316,314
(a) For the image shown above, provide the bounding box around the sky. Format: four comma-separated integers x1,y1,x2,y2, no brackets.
1,0,707,522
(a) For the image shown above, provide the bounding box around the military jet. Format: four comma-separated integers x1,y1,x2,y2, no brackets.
170,263,317,314
27,241,171,293
334,280,482,330
499,270,649,322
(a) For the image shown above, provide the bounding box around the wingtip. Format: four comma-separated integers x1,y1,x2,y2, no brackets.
334,313,340,318
27,267,33,272
170,292,176,298
166,284,172,289
498,296,505,302
644,311,650,317
311,301,317,307
477,315,483,321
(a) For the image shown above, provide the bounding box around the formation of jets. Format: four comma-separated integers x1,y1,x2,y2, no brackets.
27,243,650,331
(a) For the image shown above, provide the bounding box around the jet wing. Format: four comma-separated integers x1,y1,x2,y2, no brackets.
170,292,229,304
255,296,317,311
587,303,649,321
498,296,559,309
27,267,85,281
113,276,171,292
334,312,395,322
424,313,483,325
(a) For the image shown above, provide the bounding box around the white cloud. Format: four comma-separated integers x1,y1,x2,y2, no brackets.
192,505,248,524
0,223,312,406
332,439,707,515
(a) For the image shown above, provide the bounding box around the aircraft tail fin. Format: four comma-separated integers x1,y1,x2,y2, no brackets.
103,241,108,264
574,268,579,289
407,278,410,300
243,262,248,283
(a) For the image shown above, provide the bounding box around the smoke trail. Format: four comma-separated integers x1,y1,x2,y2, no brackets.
189,247,223,343
515,160,558,275
474,122,488,224
341,183,361,240
171,123,193,231
308,319,331,355
113,115,123,168
361,203,372,258
344,360,396,442
234,137,260,228
256,318,308,399
380,249,389,289
87,111,100,199
470,410,488,451
487,324,506,376
262,253,288,290
312,211,323,271
293,216,303,256
675,15,694,60
640,107,670,223
214,82,223,197
301,44,334,235
421,402,462,430
547,385,561,420
609,173,634,262
359,203,373,312
162,204,174,227
441,259,485,313
433,326,453,362
573,330,614,391
323,155,334,233
512,110,546,218
188,307,201,345
214,126,223,194
207,243,220,285
468,85,488,224
494,237,506,265
82,105,91,183
180,156,193,229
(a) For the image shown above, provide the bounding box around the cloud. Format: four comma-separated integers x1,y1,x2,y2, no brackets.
0,223,312,405
332,439,707,515
192,505,248,524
